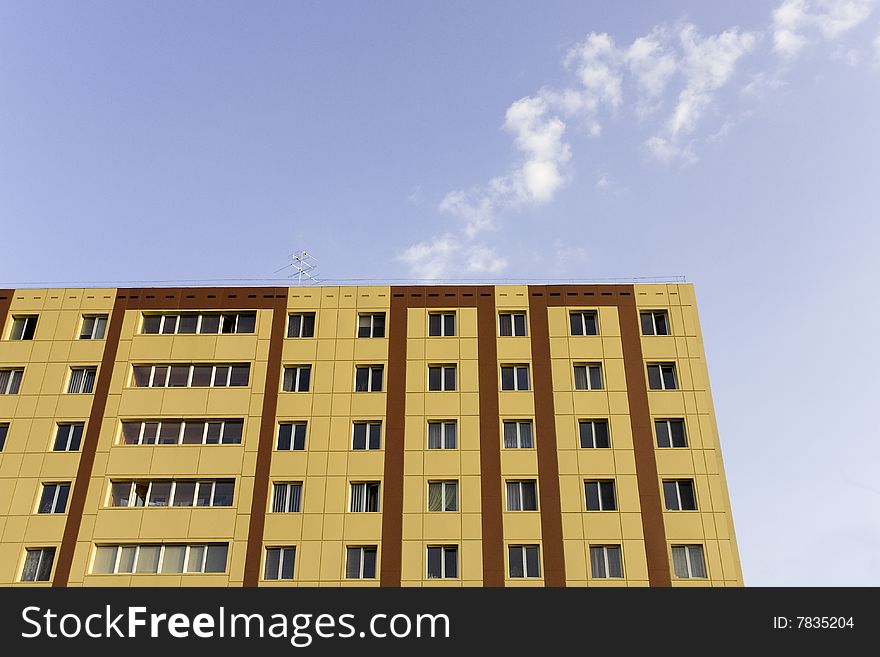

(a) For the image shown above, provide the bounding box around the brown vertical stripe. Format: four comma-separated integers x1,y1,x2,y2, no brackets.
476,290,504,586
53,295,126,586
54,287,288,587
0,291,12,337
242,295,290,586
616,288,671,586
379,289,408,586
538,285,670,587
527,289,566,586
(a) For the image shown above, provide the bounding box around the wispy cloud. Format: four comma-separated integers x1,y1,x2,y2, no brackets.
399,0,878,279
773,0,876,58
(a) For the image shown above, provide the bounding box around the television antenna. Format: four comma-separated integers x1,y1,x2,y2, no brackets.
274,250,321,286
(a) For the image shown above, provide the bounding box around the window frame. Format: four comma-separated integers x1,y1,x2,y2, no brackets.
9,315,38,341
79,315,108,340
578,419,611,449
584,479,617,511
655,419,688,448
281,365,312,392
67,367,97,394
91,543,228,575
20,547,55,582
498,312,528,337
647,363,678,390
131,364,250,389
502,419,534,449
500,364,530,391
428,312,456,337
349,481,381,513
37,482,71,514
589,544,624,579
426,545,459,579
663,479,698,511
107,479,235,508
427,480,459,512
508,545,541,578
427,420,457,449
53,423,84,452
672,544,707,579
505,480,538,511
141,312,256,335
0,422,8,452
569,310,600,336
120,419,243,446
427,364,457,392
354,364,384,392
0,368,24,394
573,363,603,391
286,313,316,339
264,546,297,580
640,310,670,336
345,546,378,579
271,482,304,513
276,421,307,451
357,313,386,339
351,421,382,450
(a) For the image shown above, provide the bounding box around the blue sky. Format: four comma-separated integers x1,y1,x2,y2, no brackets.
2,1,879,584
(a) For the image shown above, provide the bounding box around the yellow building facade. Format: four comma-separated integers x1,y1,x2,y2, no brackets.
0,283,742,587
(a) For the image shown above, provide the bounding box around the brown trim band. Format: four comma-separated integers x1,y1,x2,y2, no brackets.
242,294,289,586
0,290,12,338
53,287,288,587
380,286,503,586
535,284,671,587
476,290,504,586
527,289,566,586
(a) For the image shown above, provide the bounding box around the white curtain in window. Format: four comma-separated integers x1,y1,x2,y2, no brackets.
68,369,84,393
428,483,443,511
574,366,588,390
428,423,442,449
672,546,689,577
506,482,521,510
444,483,457,511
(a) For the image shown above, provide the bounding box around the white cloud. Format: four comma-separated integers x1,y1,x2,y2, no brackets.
626,27,679,117
398,233,507,280
875,30,880,63
645,24,757,163
773,0,876,58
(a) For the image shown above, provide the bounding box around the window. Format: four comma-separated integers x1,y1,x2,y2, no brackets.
655,419,687,448
282,365,311,392
503,420,533,448
108,480,234,508
352,422,381,450
427,481,458,512
80,315,108,340
357,313,385,338
0,422,9,451
67,367,97,394
428,312,456,337
277,422,307,450
428,365,456,391
21,547,55,582
287,313,315,338
54,423,83,451
508,545,540,578
38,483,70,514
9,315,38,340
272,483,303,513
142,313,256,335
345,546,377,579
570,311,599,336
264,547,296,580
578,420,610,448
131,364,250,388
349,482,380,512
590,545,623,579
663,480,698,511
499,312,527,337
672,545,707,578
427,421,457,449
91,544,228,574
121,419,243,445
354,365,383,392
641,311,670,336
427,546,458,579
574,364,603,390
506,480,538,511
500,365,530,391
584,480,617,511
647,363,677,390
0,369,23,395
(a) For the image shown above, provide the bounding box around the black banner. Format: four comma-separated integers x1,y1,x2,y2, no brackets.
0,588,872,652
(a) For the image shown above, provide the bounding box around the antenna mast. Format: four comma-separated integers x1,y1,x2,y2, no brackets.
275,250,320,286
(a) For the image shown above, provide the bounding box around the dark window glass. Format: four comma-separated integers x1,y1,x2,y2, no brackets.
352,424,367,450
600,481,617,510
132,366,151,388
428,367,441,391
655,313,668,335
655,420,671,448
148,482,172,506
525,546,540,577
372,314,385,338
158,422,181,444
647,365,663,390
640,312,654,335
213,481,234,506
662,365,677,390
501,367,515,390
516,366,529,391
444,366,456,391
177,315,198,334
508,546,523,578
670,420,686,447
221,315,236,334
200,314,220,334
513,314,527,336
190,366,212,387
362,548,377,578
223,420,243,444
230,365,250,387
205,422,223,444
427,547,442,578
161,316,177,335
182,422,205,444
213,366,230,387
151,366,169,387
355,368,369,392
428,314,441,337
142,422,159,445
173,482,196,507
499,314,512,337
168,366,189,387
236,313,256,334
142,316,161,334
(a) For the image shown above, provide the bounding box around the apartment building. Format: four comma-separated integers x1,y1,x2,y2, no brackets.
0,283,742,587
